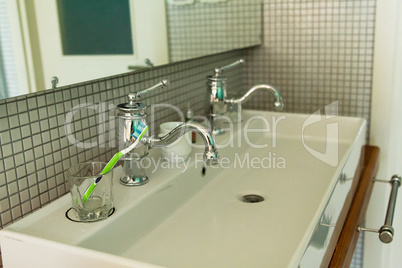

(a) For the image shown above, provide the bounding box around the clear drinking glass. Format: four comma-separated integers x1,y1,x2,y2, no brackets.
66,162,114,222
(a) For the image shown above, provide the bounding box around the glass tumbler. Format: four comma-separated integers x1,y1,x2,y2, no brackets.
66,162,114,222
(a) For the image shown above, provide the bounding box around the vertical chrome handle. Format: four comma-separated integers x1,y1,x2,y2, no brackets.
379,175,401,243
358,175,401,243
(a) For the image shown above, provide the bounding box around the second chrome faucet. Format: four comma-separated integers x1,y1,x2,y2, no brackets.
206,59,284,134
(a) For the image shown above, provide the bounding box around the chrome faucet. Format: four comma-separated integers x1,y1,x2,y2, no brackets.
206,59,284,134
116,80,219,186
148,121,219,166
225,84,284,111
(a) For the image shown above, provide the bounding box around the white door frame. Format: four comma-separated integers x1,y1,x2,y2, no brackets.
367,0,402,267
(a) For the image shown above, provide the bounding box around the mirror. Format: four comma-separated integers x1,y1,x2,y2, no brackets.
0,0,262,100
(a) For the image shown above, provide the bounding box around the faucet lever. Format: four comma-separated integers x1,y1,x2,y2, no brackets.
128,80,170,104
214,59,245,76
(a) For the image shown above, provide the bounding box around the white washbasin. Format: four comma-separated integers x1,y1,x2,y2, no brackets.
0,109,366,268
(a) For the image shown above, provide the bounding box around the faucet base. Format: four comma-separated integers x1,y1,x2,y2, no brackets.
119,156,149,186
119,175,149,186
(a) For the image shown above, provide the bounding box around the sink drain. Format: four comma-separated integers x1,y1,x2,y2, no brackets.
241,194,264,203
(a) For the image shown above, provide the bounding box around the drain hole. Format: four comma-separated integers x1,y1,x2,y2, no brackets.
241,194,264,203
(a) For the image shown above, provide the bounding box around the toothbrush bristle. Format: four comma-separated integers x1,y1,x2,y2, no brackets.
132,123,147,140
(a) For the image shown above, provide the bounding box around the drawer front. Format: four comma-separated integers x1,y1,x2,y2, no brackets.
299,145,362,267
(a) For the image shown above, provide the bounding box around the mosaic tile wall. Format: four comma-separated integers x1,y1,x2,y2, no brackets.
242,0,376,129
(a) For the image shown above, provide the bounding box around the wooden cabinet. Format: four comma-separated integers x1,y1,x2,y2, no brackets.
329,145,380,267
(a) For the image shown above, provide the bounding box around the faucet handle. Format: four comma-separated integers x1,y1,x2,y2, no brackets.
128,80,170,104
214,59,245,77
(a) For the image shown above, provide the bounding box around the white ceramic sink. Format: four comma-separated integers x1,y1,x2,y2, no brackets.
0,109,366,268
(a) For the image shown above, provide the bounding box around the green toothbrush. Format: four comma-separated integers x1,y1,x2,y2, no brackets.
82,122,148,202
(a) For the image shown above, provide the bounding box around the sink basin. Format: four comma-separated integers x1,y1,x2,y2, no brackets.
0,109,366,268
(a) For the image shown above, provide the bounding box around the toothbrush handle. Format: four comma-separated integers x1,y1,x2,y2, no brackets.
82,151,124,203
83,182,97,202
101,151,124,174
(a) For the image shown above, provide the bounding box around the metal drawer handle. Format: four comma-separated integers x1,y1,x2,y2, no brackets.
358,175,401,243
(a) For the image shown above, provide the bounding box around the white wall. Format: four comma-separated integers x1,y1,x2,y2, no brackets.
366,0,402,267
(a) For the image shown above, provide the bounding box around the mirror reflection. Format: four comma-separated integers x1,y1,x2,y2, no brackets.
0,0,261,100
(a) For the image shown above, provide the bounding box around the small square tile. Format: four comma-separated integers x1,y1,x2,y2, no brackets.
40,120,50,132
0,195,10,210
0,104,7,117
43,143,52,154
10,128,22,141
32,134,42,147
7,181,18,196
71,87,79,98
40,193,50,205
24,149,34,162
44,167,55,181
17,99,28,113
29,184,39,197
8,115,19,128
38,107,48,120
4,156,15,170
29,109,39,122
5,169,17,184
48,188,58,201
2,143,12,158
7,102,18,115
0,172,5,186
16,165,26,178
1,210,12,226
36,95,46,107
18,112,29,125
10,193,21,208
45,92,55,104
26,162,36,175
35,157,45,171
21,201,32,214
37,170,46,182
55,91,63,103
11,206,22,220
47,105,56,117
27,98,37,109
12,141,23,154
21,125,31,138
0,130,11,144
19,188,29,202
31,196,41,211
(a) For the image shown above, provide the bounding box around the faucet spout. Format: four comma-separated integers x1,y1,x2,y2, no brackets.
148,121,219,166
227,84,284,111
